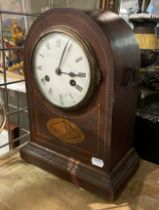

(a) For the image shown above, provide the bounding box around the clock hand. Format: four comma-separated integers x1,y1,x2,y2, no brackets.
56,40,69,75
60,71,86,77
56,40,72,75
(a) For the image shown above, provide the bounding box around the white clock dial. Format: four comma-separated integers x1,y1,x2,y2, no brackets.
33,29,95,109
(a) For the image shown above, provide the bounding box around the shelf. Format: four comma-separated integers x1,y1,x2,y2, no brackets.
0,71,26,93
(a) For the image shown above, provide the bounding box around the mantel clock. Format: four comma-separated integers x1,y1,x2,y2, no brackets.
20,8,140,200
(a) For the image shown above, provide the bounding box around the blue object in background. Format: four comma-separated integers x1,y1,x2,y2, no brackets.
147,0,159,16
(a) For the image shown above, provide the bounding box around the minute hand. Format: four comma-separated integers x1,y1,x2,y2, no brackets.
57,40,70,70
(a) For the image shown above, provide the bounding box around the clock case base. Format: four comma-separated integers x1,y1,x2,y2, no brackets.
20,142,139,201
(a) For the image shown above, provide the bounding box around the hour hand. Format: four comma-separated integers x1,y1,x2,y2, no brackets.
63,71,86,77
56,69,86,77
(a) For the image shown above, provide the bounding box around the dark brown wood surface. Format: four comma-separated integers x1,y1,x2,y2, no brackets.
21,8,140,200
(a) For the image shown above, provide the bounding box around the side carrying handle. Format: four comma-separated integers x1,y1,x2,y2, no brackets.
122,67,138,87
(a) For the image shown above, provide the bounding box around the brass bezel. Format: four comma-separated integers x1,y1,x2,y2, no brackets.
32,26,98,110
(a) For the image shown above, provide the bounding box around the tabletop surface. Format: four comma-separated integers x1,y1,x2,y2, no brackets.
0,151,159,210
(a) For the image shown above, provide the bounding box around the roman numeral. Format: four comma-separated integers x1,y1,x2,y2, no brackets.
41,78,46,85
75,56,83,63
55,39,61,47
69,93,74,99
36,66,43,70
78,72,86,77
59,94,64,105
75,84,83,92
39,53,44,58
69,93,76,103
49,88,53,95
67,43,72,52
45,41,51,49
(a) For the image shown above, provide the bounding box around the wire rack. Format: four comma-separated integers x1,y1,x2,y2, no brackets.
0,8,39,156
0,0,118,156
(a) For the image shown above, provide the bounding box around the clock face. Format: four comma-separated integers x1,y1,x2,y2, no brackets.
32,28,96,109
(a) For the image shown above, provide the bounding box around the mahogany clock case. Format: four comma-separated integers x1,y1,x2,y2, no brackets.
20,8,140,200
